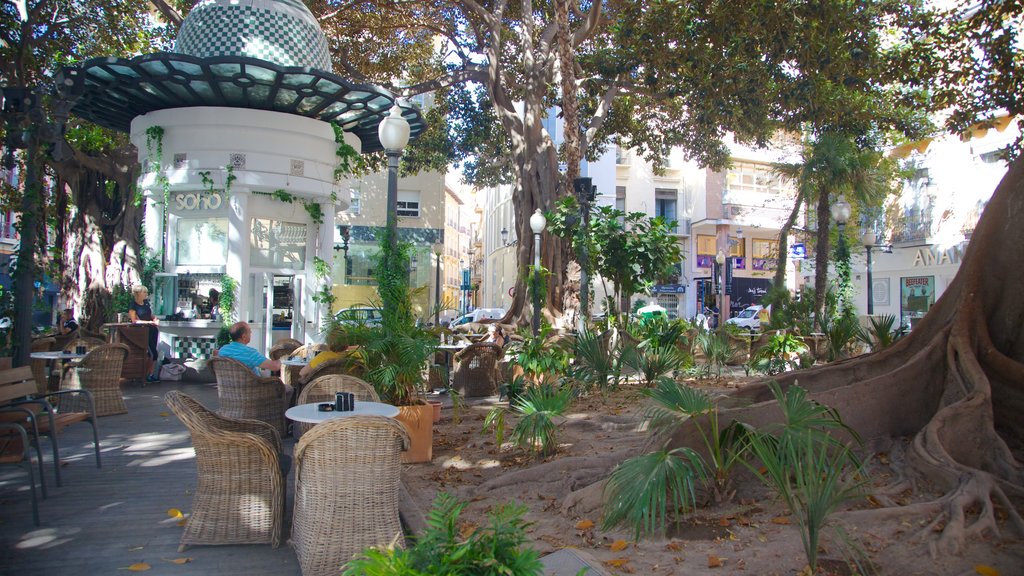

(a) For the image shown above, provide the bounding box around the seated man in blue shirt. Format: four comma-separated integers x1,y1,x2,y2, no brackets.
219,321,282,375
218,322,292,409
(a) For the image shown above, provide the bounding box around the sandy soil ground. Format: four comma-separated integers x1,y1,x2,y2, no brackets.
400,379,1024,575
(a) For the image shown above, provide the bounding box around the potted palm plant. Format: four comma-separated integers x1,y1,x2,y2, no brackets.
324,232,436,462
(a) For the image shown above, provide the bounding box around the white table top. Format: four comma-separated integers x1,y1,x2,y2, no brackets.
280,357,311,366
437,343,471,351
30,351,86,360
285,401,399,424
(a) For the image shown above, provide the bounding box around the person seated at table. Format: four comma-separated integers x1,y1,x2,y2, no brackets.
219,321,292,407
128,284,161,382
57,308,79,336
219,321,282,375
484,324,506,348
298,339,353,379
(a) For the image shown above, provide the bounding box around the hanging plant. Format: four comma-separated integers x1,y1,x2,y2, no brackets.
330,121,366,181
219,275,238,323
270,189,323,224
311,256,336,310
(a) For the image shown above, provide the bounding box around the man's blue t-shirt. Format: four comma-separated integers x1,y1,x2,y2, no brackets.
218,342,268,375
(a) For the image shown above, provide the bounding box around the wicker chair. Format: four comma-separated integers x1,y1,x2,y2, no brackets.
451,343,503,398
164,390,286,551
280,343,326,391
29,337,56,395
209,357,287,435
62,337,107,353
293,374,380,436
268,338,302,362
292,416,409,575
60,344,130,417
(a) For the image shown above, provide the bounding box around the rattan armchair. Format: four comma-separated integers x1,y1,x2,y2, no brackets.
61,337,107,354
293,375,380,436
451,342,503,398
268,338,302,362
292,416,409,575
164,391,286,551
60,344,129,417
280,343,326,391
209,357,287,435
29,337,56,395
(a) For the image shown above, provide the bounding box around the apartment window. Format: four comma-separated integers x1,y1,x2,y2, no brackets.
347,188,361,214
397,190,420,217
615,186,626,212
615,145,628,165
752,238,777,271
726,161,788,194
655,188,678,230
730,236,746,269
696,234,716,268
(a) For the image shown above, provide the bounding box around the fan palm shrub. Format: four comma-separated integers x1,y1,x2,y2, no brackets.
745,382,865,574
621,342,689,387
858,313,901,351
603,378,753,538
696,330,733,378
569,324,621,392
823,312,863,361
484,382,574,457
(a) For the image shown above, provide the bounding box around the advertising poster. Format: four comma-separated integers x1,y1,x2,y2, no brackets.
900,276,934,325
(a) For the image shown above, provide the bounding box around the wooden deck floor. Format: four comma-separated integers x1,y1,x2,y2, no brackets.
0,381,302,575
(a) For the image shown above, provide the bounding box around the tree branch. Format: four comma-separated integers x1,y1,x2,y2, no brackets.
149,0,182,27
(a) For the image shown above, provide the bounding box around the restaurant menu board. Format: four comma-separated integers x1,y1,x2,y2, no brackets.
900,276,934,326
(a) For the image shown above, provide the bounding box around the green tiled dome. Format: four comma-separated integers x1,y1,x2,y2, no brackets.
175,0,331,71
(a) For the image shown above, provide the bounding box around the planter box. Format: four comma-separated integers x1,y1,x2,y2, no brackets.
396,402,433,463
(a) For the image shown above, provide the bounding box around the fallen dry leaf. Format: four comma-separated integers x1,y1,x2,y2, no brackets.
163,557,192,565
166,508,187,527
122,563,151,571
605,558,629,568
159,412,169,417
459,522,477,539
665,541,683,552
707,554,724,568
770,516,791,525
575,519,595,530
610,539,628,552
718,517,731,526
974,566,1001,576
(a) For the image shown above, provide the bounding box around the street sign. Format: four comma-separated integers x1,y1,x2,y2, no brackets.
789,243,807,260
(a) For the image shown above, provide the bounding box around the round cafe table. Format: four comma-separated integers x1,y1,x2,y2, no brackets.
30,351,87,361
280,357,311,367
285,401,399,424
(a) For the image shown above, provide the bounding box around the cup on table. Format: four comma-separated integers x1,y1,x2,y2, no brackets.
335,392,355,412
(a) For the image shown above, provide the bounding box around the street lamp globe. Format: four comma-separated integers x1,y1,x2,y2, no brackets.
500,227,508,246
862,230,877,248
715,250,726,265
830,198,852,228
530,209,547,234
377,104,410,152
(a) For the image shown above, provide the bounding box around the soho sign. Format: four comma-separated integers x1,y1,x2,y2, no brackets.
174,191,223,211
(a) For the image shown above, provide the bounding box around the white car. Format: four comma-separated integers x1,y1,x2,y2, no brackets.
726,305,764,331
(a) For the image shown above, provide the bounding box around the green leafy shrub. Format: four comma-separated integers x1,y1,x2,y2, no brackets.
696,330,733,378
343,493,543,576
568,325,621,392
750,331,809,375
823,313,863,361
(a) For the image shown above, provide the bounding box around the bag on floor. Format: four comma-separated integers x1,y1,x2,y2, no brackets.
160,362,187,381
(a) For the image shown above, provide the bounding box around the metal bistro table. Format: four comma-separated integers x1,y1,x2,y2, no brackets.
30,351,87,392
280,357,311,367
285,401,399,424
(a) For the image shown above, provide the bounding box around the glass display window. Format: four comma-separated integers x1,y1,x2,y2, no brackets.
176,218,228,266
250,218,307,270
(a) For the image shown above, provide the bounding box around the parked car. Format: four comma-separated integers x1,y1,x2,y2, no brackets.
451,308,506,327
334,307,383,326
726,305,764,331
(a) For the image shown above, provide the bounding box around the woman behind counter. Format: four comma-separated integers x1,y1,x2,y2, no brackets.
128,284,161,382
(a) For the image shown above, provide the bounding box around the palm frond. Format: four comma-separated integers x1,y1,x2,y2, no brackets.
602,448,707,539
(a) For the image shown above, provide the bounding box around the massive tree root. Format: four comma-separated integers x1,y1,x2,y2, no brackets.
700,156,1024,556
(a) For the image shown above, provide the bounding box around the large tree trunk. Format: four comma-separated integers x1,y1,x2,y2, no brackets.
704,155,1024,555
812,188,832,331
53,146,144,332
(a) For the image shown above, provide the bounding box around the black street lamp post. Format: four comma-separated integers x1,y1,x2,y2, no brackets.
573,177,596,325
433,244,442,326
861,230,893,316
377,105,410,250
